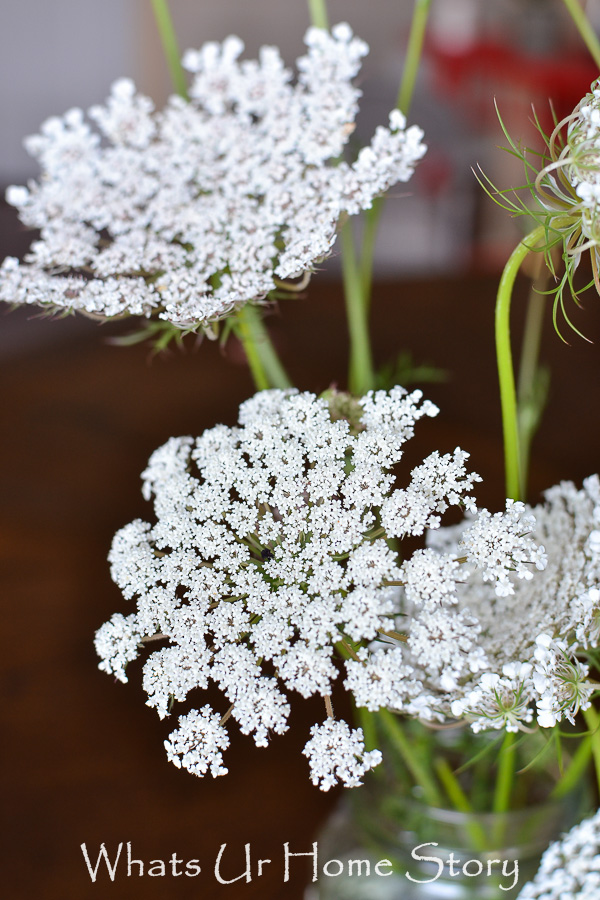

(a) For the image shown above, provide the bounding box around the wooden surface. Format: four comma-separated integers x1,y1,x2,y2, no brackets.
1,269,600,899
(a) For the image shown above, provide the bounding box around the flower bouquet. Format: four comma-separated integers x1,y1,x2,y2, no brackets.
4,1,600,898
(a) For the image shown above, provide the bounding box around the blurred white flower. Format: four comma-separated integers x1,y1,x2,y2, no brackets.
0,25,426,331
412,477,600,733
517,807,600,899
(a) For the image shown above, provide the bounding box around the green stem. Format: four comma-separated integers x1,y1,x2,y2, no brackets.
397,0,432,116
516,275,549,494
307,0,329,29
517,282,545,411
550,732,593,800
356,707,379,754
150,0,189,99
233,305,291,391
359,201,382,312
245,306,291,389
341,223,375,393
496,225,546,501
562,0,600,69
583,705,600,797
434,757,488,850
493,731,517,814
376,710,443,807
434,757,473,813
488,731,518,850
307,0,372,393
360,0,432,314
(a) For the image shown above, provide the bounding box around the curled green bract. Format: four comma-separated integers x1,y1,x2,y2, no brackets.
480,82,600,341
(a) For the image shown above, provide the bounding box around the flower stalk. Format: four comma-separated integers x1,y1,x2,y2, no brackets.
496,225,547,500
434,756,489,849
377,709,443,807
516,268,550,494
492,731,517,814
233,305,291,391
583,704,600,796
550,731,594,800
397,0,432,116
360,0,432,310
307,0,329,30
341,223,376,394
150,0,189,99
561,0,600,70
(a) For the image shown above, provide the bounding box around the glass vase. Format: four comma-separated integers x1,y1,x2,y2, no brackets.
306,723,590,900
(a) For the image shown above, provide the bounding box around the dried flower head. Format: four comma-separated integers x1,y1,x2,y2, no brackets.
0,25,425,334
95,388,546,788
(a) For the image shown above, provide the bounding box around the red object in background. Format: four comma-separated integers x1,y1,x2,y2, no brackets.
428,36,599,132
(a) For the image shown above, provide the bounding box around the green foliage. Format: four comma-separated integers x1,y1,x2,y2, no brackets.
107,318,203,354
375,350,447,391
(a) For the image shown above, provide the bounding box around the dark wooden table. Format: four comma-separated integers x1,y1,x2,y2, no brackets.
2,268,599,899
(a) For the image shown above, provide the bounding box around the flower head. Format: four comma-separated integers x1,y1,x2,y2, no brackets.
414,477,600,733
96,386,519,788
517,807,600,899
533,634,593,728
164,707,230,777
1,25,425,333
303,719,382,791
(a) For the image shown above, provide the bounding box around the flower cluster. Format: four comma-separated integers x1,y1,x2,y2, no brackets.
0,24,425,331
394,476,600,733
95,388,548,788
517,806,600,899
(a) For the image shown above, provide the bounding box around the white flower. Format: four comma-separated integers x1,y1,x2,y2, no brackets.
302,719,382,790
419,477,600,734
533,634,593,727
400,548,461,608
458,500,546,597
99,387,587,780
230,677,290,748
407,605,487,689
0,25,425,331
451,665,535,733
142,645,211,719
517,807,600,899
567,82,600,245
380,449,480,539
96,386,507,787
93,613,143,683
344,646,420,711
164,707,229,777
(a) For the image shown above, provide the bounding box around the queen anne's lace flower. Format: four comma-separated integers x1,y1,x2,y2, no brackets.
302,719,382,791
94,612,143,683
458,501,546,597
533,634,594,728
164,707,230,777
0,25,426,331
97,387,542,787
450,665,535,733
402,477,600,733
517,807,600,899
